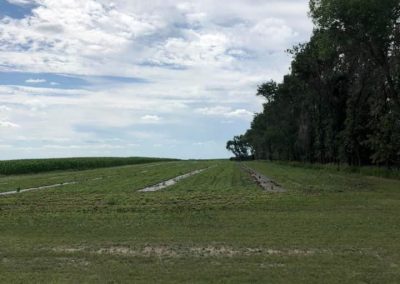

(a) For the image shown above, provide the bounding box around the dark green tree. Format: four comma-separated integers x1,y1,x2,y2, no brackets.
226,135,253,160
229,0,400,167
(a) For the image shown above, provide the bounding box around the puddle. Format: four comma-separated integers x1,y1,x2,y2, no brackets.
0,181,78,196
0,165,210,196
138,168,208,192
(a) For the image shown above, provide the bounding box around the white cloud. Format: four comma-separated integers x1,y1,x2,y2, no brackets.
193,140,216,146
0,0,311,75
6,0,35,6
141,115,162,122
0,106,12,112
195,106,254,120
0,0,164,74
0,0,313,159
236,18,299,52
0,121,20,128
25,78,46,84
226,108,254,119
151,31,232,67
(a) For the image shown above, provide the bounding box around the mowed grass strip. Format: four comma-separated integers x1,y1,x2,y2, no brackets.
0,161,399,283
246,161,400,195
0,161,207,194
0,161,212,210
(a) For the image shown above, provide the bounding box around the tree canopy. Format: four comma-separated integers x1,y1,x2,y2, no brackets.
226,135,253,160
227,0,400,167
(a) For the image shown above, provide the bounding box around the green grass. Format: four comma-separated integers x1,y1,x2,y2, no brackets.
275,160,400,180
0,160,399,283
0,157,177,175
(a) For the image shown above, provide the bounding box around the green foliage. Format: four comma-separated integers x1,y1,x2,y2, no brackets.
0,157,177,175
256,80,278,102
226,135,253,160
273,160,400,180
233,0,400,167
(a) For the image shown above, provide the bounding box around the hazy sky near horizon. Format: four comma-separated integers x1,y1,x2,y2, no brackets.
0,0,313,159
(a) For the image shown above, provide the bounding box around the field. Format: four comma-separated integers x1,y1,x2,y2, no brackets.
0,160,399,283
0,157,176,175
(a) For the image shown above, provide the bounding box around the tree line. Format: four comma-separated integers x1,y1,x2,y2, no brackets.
227,0,400,167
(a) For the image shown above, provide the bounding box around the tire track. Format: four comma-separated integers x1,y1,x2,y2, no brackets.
240,163,286,193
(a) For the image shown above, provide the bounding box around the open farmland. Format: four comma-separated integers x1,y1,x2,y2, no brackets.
0,157,176,175
0,160,399,283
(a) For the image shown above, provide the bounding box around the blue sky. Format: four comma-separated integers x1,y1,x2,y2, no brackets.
0,0,312,160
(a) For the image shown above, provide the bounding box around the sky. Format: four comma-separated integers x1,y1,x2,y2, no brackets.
0,0,313,160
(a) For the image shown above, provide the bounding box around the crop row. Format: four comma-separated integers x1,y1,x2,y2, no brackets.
0,157,177,175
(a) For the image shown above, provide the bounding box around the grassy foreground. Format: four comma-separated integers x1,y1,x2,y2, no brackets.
0,160,399,283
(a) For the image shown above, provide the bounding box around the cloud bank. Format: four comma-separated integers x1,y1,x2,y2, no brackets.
0,0,312,159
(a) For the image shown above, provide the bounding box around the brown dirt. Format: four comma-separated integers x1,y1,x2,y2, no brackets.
52,245,322,258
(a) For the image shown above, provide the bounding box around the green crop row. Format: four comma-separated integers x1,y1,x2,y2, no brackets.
0,157,177,175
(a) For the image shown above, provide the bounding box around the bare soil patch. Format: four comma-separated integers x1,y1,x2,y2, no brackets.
52,245,323,258
0,181,78,196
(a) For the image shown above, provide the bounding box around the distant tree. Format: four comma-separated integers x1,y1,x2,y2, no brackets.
226,135,253,160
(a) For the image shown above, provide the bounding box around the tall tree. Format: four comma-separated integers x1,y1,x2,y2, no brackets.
230,0,400,167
